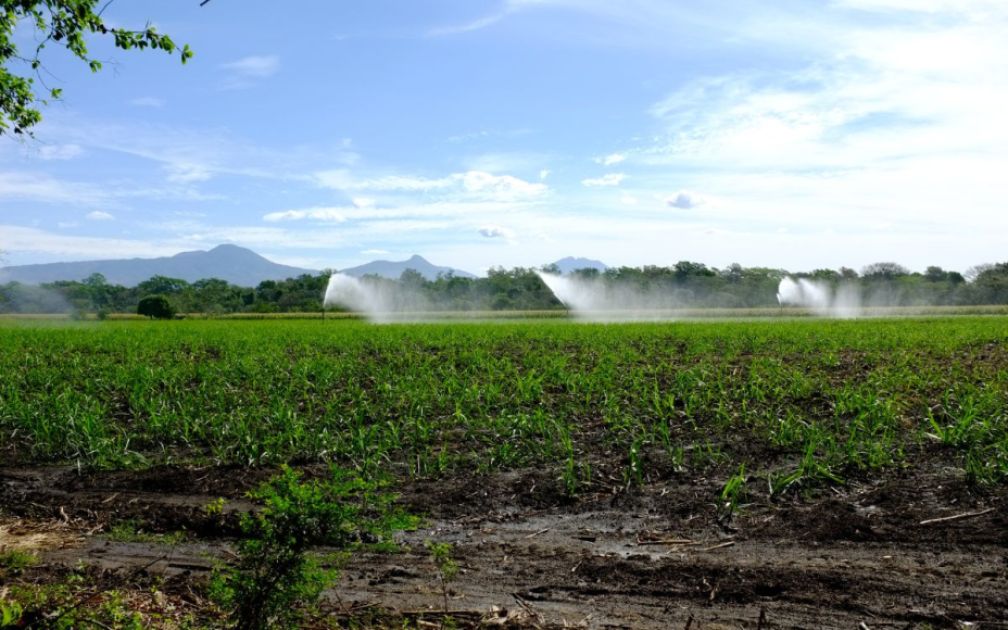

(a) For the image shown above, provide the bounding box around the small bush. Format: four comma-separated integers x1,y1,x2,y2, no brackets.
211,466,416,630
137,295,175,320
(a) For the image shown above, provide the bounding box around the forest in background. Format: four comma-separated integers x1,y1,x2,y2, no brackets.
1,261,1007,315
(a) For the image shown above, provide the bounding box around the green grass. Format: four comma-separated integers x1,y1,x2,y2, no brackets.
105,520,189,545
1,317,1007,488
0,549,39,573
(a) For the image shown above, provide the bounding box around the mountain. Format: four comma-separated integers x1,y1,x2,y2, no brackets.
0,244,316,287
340,255,475,281
550,256,609,274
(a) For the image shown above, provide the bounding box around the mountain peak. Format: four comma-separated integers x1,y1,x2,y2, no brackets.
550,256,609,274
0,245,315,287
340,255,474,281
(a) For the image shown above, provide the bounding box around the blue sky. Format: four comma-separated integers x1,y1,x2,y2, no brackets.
2,0,1007,275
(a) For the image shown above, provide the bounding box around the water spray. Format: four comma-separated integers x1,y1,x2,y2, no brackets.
776,277,862,318
535,271,682,321
322,272,432,322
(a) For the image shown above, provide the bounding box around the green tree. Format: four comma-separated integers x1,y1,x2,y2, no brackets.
1,1,195,136
973,262,1008,303
861,262,910,280
81,271,108,310
399,268,426,289
137,275,188,295
137,294,174,319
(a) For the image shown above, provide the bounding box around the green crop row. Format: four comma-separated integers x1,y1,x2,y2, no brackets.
1,317,1006,489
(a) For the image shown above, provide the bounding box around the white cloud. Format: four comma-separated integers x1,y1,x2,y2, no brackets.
314,169,547,201
581,173,625,187
314,170,454,192
478,225,515,239
0,169,221,209
165,163,213,184
38,144,83,160
86,211,114,221
264,207,348,223
220,55,280,79
219,55,281,89
0,225,184,261
666,191,702,209
0,171,110,206
618,1,1008,264
460,171,546,198
464,150,546,173
539,169,551,180
596,152,626,166
262,198,533,225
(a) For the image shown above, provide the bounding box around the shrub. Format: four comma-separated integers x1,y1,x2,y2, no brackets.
210,466,417,630
137,295,175,320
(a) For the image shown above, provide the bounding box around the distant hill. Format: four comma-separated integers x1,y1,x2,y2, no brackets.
550,256,609,274
340,255,475,281
0,244,316,287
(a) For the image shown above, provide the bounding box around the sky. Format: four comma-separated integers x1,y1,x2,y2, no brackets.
1,0,1007,276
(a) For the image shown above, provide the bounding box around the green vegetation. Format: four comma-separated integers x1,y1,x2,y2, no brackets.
137,295,176,320
0,565,167,628
425,541,459,627
1,317,1007,491
105,520,188,545
719,464,748,519
5,259,1008,316
209,465,415,630
1,1,191,136
0,549,38,575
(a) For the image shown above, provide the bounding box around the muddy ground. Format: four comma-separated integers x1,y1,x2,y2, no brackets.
2,462,1007,628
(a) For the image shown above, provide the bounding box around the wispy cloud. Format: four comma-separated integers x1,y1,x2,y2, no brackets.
221,55,280,78
39,117,357,187
607,0,1008,260
314,170,454,192
86,211,114,221
0,171,111,206
427,12,509,37
0,225,184,261
581,173,625,187
314,169,548,201
263,199,533,224
219,55,280,89
595,152,625,166
38,144,83,160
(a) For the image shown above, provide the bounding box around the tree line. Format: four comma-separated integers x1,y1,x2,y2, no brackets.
1,261,1008,315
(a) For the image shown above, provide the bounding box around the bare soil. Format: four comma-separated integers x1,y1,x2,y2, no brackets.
2,462,1007,628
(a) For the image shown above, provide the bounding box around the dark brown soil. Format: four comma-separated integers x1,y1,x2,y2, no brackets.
2,462,1006,628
